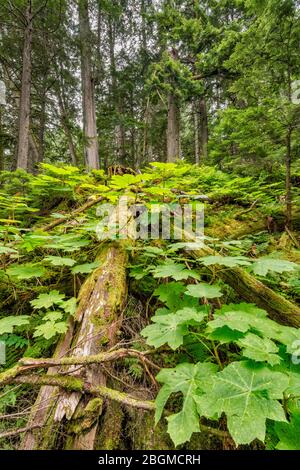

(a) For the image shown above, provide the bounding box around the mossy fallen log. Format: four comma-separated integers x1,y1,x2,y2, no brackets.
189,244,300,327
17,239,130,450
20,318,75,450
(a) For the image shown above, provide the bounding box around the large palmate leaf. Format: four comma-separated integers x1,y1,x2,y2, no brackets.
275,412,300,450
71,261,101,274
30,290,65,310
7,263,46,280
250,258,298,277
0,316,30,335
207,303,269,334
237,333,281,366
196,361,288,445
186,283,223,299
153,282,199,310
155,362,218,446
34,320,68,340
199,255,251,268
44,256,76,267
151,262,200,281
61,297,77,316
141,307,206,350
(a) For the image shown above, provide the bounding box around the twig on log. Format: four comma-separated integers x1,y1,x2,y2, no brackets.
0,424,42,439
41,196,105,232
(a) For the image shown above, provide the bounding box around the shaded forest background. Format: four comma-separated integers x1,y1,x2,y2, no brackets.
0,0,300,226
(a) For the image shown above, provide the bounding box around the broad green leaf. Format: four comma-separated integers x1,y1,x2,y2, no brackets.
34,321,68,340
44,311,63,322
237,333,281,365
207,303,268,334
71,261,101,274
208,326,245,344
186,283,223,299
18,233,49,251
151,262,200,281
44,256,76,267
61,297,77,316
141,307,206,350
156,362,218,446
251,258,298,277
199,255,251,268
153,282,199,310
45,235,90,252
30,290,65,309
0,316,30,335
275,412,300,450
7,263,46,280
196,361,288,445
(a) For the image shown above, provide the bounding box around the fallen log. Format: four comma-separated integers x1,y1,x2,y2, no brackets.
172,225,300,327
188,242,300,327
20,317,75,450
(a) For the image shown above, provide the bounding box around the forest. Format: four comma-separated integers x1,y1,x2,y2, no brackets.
0,0,300,458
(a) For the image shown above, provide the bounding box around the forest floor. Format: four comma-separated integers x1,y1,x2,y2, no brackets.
0,163,300,450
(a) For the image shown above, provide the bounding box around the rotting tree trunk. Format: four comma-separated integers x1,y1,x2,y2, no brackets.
20,242,129,449
58,243,128,450
78,0,99,169
20,318,75,449
16,2,33,170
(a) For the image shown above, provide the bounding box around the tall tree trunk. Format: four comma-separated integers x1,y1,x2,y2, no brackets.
116,98,126,165
0,106,4,171
199,96,208,160
38,89,46,163
16,1,33,170
108,15,126,165
285,127,292,230
78,0,99,169
57,88,78,166
167,93,180,162
193,99,200,164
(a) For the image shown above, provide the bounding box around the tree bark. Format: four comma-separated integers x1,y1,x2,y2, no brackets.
16,1,33,170
57,87,78,166
167,93,180,162
199,96,208,160
285,127,292,230
78,0,99,169
194,98,200,164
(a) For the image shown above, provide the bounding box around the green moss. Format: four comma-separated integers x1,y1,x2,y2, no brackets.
68,398,103,435
96,401,124,450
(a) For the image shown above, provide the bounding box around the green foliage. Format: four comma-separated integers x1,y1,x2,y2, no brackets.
30,290,65,309
155,363,218,446
275,412,300,450
71,261,100,274
196,361,288,445
142,307,206,350
185,283,223,299
0,316,30,335
6,263,46,280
